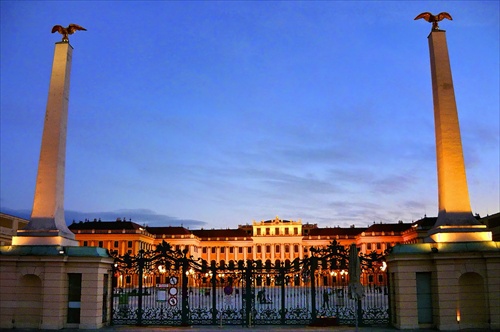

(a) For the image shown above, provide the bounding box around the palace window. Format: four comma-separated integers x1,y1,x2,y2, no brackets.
285,228,289,235
275,227,279,235
114,241,119,248
266,245,271,252
276,245,280,253
294,245,299,252
98,241,103,248
257,246,261,253
127,241,132,248
367,243,372,250
257,228,261,235
294,227,298,235
238,247,243,254
211,247,216,254
230,247,234,254
266,228,270,235
83,241,88,246
377,243,382,250
220,247,225,253
285,245,289,253
203,247,207,254
248,247,252,254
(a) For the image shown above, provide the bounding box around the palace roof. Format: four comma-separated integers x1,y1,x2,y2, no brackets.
192,228,250,240
69,220,143,231
308,227,367,236
364,222,413,234
146,226,192,235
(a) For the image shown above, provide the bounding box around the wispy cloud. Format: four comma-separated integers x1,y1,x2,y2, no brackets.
0,207,208,229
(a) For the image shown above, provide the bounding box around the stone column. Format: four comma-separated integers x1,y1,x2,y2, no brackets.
425,30,490,242
13,42,77,246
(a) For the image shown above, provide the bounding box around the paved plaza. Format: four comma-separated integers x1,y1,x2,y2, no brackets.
12,326,496,332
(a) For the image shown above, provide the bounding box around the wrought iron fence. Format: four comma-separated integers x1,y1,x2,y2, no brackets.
111,240,389,327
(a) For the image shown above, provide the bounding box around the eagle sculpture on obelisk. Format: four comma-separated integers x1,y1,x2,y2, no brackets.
52,23,87,42
414,12,452,31
13,25,86,246
414,13,491,242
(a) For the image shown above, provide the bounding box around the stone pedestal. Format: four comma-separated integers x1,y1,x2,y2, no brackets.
0,246,113,329
387,242,500,330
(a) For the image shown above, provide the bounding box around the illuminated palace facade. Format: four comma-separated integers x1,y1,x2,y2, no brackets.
69,216,426,260
68,216,433,287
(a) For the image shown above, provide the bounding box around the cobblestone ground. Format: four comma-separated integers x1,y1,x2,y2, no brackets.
12,326,496,332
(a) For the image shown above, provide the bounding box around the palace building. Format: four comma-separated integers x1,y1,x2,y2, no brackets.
67,216,433,262
0,213,29,246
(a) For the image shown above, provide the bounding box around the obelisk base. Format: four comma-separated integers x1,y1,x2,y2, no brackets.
427,211,491,242
388,242,500,330
0,246,113,329
12,231,78,246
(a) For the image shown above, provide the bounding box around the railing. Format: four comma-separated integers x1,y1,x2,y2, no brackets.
111,240,389,327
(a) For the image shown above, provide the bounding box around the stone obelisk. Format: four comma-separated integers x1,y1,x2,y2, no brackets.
418,16,491,242
13,41,78,246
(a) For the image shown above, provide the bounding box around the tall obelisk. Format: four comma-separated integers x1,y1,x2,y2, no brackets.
13,40,79,246
415,13,491,242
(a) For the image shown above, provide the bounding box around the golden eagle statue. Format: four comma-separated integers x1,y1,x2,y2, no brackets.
414,12,452,31
51,24,87,42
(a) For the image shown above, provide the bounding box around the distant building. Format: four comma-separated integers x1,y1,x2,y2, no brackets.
67,215,498,261
479,212,500,241
0,213,29,246
68,216,416,261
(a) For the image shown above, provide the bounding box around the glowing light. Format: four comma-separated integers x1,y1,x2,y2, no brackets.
380,261,387,272
430,229,492,243
456,309,460,323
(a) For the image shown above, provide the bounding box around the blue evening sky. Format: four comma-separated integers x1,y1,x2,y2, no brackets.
1,1,498,229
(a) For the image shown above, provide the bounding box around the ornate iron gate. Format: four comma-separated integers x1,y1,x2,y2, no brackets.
111,240,389,326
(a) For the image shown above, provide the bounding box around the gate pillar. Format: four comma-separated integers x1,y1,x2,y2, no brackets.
244,261,253,326
211,263,217,325
310,257,317,323
280,265,286,324
181,255,189,326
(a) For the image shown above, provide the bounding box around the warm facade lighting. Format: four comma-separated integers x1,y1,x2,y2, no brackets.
380,261,387,272
430,227,492,243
